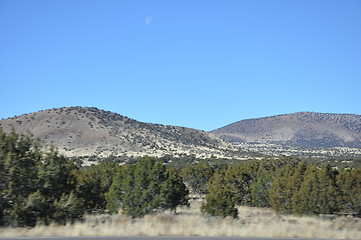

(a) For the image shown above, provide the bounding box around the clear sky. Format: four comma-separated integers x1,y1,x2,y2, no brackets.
1,0,360,131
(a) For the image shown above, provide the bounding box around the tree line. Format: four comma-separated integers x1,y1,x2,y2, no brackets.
0,129,188,226
1,128,360,227
201,156,361,218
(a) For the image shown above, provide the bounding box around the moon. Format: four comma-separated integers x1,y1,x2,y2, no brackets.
145,16,154,25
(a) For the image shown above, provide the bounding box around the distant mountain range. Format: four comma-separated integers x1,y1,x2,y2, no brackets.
1,108,360,158
211,112,361,148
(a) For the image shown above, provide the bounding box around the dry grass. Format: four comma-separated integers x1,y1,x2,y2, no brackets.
1,201,361,239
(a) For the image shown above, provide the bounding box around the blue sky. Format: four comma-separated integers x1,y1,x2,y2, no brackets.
1,0,360,131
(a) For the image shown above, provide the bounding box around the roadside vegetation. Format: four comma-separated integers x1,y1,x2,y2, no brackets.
1,202,361,239
0,129,188,227
1,128,361,238
201,156,361,218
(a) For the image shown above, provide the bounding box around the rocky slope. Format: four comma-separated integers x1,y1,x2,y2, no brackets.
0,107,229,158
211,112,361,148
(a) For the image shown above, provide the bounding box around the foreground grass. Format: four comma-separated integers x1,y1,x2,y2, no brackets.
1,202,361,239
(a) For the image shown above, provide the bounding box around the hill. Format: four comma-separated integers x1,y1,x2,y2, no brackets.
210,112,361,148
0,107,229,158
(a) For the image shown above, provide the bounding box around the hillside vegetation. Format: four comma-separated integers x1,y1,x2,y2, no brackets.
0,129,188,227
0,107,230,158
202,156,361,218
211,112,361,148
2,108,361,162
1,128,360,229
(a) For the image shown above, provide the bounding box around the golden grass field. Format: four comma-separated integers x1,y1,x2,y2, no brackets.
1,201,361,239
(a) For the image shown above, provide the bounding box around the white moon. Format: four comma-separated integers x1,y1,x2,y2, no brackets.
145,16,154,25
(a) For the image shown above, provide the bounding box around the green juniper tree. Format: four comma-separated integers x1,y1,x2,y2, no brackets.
74,162,118,213
251,168,273,207
316,163,340,214
159,168,189,212
269,162,307,213
201,171,238,218
337,168,361,214
181,163,215,195
0,128,85,227
201,164,255,218
292,163,339,215
106,156,188,218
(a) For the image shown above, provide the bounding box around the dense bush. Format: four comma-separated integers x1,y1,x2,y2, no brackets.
0,129,84,226
202,157,361,218
181,163,215,194
106,156,189,217
201,163,257,217
74,162,119,213
0,129,189,225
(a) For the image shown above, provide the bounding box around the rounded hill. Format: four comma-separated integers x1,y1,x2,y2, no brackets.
211,112,361,148
0,107,228,157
